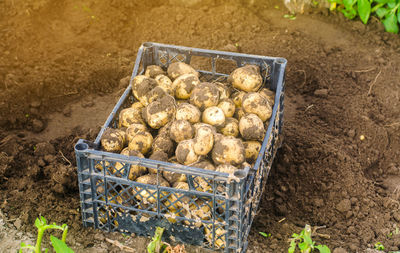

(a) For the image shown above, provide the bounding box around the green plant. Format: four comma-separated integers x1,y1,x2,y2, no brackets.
147,227,168,253
288,225,331,253
374,242,385,250
259,232,272,238
19,216,73,253
328,0,400,33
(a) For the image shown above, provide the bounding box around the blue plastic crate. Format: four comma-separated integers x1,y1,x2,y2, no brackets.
74,42,286,252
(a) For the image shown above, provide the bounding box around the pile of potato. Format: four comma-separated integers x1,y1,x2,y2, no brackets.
100,61,275,247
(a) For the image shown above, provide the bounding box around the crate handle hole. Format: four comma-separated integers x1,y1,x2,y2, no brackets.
75,143,89,151
233,170,247,180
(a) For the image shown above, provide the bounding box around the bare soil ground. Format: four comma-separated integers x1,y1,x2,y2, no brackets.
0,0,399,252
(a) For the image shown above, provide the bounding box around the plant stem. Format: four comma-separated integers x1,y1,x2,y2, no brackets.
35,227,45,253
61,226,68,243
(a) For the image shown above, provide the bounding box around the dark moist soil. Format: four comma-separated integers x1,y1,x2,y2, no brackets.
1,0,400,252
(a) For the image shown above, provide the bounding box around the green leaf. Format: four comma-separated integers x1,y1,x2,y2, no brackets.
343,0,355,8
382,13,399,33
397,8,400,22
298,241,309,250
303,234,313,245
358,0,371,24
387,1,396,8
374,0,389,4
341,8,358,19
259,232,271,238
376,7,389,18
315,245,331,253
288,240,297,253
50,236,74,253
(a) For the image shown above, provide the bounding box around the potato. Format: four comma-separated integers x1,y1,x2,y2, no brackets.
231,91,246,108
142,95,176,129
190,82,220,111
239,114,265,141
193,125,214,156
176,139,199,165
219,117,239,137
213,133,225,143
228,65,263,92
202,106,225,128
211,136,245,165
145,65,165,78
134,174,170,204
145,86,167,105
193,123,216,134
193,160,215,192
190,199,211,222
152,134,175,157
214,82,231,100
116,148,147,180
173,74,201,99
119,107,144,128
234,107,245,121
128,131,153,155
242,92,272,122
131,101,144,110
126,123,147,143
217,98,235,118
158,122,172,136
154,74,175,96
205,224,226,248
148,150,169,174
167,62,199,80
162,156,187,183
216,164,238,174
259,88,276,106
169,120,194,143
167,182,190,209
176,99,189,105
101,128,126,153
243,141,261,163
131,75,157,106
176,103,201,124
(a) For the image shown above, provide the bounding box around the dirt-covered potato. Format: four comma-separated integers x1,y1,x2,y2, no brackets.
190,199,211,222
205,224,226,248
234,107,245,121
202,106,225,128
131,101,144,110
173,74,201,99
193,160,216,192
148,150,169,174
176,139,199,165
134,174,170,204
211,136,245,165
219,117,239,137
169,120,194,143
158,122,172,136
167,182,190,208
193,122,216,134
115,148,147,180
131,75,158,106
214,82,231,100
144,86,167,105
190,82,220,111
239,114,265,141
243,141,262,163
145,65,165,78
154,74,175,96
128,131,153,155
259,88,276,106
101,128,126,153
162,169,187,185
231,91,246,108
126,123,147,142
193,125,214,156
216,164,238,174
142,95,176,129
228,65,263,92
176,103,201,124
152,134,175,157
167,62,199,80
119,107,144,128
217,98,235,118
213,133,225,143
242,92,272,122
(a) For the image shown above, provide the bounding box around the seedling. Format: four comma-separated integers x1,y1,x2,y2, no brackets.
288,224,330,253
259,232,272,238
284,14,297,20
19,216,73,253
147,227,168,253
374,242,385,251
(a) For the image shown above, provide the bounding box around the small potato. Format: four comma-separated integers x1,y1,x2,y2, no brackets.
204,224,226,248
193,160,216,192
193,125,214,156
145,65,165,78
219,117,239,137
234,107,245,121
131,75,157,106
163,169,187,185
142,95,176,129
145,86,167,104
176,103,201,124
173,74,201,99
176,139,199,165
242,92,272,122
131,102,144,110
167,182,190,209
211,136,245,165
152,134,175,157
214,82,231,100
167,62,199,80
128,131,153,155
154,74,175,96
231,91,246,108
169,120,194,143
126,123,147,143
259,88,276,106
101,128,126,153
119,107,144,128
190,82,220,111
243,141,262,163
217,99,235,118
148,150,169,174
202,106,225,128
193,123,216,134
116,148,147,180
239,114,265,141
216,164,238,174
228,65,263,92
213,133,225,143
158,122,173,136
134,174,170,204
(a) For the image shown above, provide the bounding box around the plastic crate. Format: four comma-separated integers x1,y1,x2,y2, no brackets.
74,42,286,252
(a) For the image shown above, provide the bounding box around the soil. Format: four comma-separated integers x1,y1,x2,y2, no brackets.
1,0,400,252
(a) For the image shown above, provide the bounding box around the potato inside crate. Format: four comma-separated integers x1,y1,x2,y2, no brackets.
75,42,286,253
